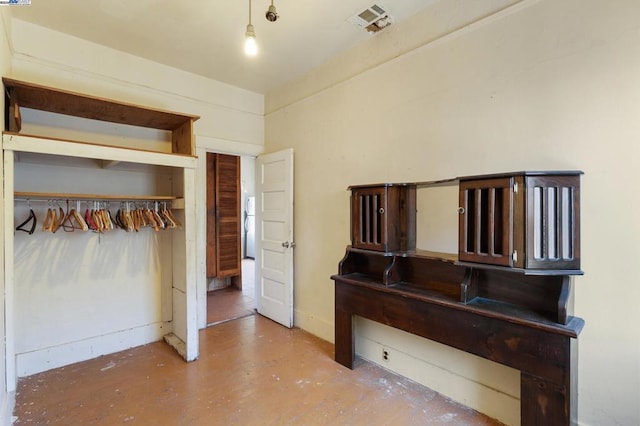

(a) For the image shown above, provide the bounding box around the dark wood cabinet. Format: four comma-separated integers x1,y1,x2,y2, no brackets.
206,153,241,281
351,171,582,274
458,172,581,273
350,184,416,252
333,170,584,426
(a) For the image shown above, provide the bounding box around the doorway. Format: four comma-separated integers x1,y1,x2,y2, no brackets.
206,259,255,325
206,154,256,326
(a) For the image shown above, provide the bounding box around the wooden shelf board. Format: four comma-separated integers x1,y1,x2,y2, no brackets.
3,133,197,169
412,249,458,262
455,260,584,276
345,246,458,263
15,191,178,201
3,77,200,130
3,132,195,158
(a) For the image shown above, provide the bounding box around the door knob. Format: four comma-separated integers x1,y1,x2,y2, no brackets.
282,241,296,248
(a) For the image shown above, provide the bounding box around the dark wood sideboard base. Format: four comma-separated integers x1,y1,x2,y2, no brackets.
333,277,584,426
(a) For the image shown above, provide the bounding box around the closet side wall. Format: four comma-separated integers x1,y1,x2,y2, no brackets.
0,7,12,424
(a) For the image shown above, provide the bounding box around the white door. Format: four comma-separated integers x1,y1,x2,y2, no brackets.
255,149,294,328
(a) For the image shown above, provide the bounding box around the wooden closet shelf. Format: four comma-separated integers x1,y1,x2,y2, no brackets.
3,132,197,158
4,77,200,156
3,77,200,131
14,191,179,201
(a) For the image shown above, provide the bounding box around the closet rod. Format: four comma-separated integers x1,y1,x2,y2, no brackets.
14,191,178,201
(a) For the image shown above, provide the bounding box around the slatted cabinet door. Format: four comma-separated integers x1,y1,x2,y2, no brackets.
206,153,218,277
351,186,388,251
206,153,241,280
525,175,581,271
458,177,515,267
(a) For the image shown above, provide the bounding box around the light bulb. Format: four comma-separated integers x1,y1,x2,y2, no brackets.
244,35,257,56
244,24,257,56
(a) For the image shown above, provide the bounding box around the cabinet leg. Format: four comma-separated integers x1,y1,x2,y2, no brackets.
335,309,354,369
521,373,570,425
521,337,577,425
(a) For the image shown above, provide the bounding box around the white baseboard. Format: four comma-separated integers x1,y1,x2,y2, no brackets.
163,333,188,360
293,309,334,342
16,321,171,378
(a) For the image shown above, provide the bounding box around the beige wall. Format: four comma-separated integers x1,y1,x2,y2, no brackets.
265,0,640,425
10,20,264,146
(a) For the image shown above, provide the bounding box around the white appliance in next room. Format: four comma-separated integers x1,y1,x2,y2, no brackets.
244,196,255,258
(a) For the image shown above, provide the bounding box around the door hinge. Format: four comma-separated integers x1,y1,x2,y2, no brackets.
512,250,518,263
513,182,518,194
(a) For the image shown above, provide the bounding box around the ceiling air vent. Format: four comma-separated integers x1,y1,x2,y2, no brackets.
348,4,393,33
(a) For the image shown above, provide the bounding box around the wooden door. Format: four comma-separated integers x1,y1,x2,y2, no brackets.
255,149,294,328
206,153,241,282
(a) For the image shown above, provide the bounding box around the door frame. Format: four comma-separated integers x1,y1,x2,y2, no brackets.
195,144,262,330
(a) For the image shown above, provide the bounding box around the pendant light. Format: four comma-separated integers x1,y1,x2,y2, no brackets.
244,0,257,56
265,0,278,22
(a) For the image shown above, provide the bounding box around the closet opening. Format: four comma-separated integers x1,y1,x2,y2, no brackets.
206,153,256,326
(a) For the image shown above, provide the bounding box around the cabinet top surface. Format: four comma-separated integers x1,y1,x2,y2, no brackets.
348,182,422,190
458,170,583,181
3,77,200,131
347,170,583,190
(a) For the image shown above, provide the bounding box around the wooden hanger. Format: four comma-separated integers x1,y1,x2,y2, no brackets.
164,203,181,228
144,208,160,232
122,204,134,232
131,208,141,232
160,203,177,229
61,201,78,232
51,205,65,233
73,208,89,231
104,210,115,231
152,206,165,231
50,207,58,232
42,206,54,232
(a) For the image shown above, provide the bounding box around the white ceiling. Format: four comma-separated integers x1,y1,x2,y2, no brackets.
11,0,438,94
